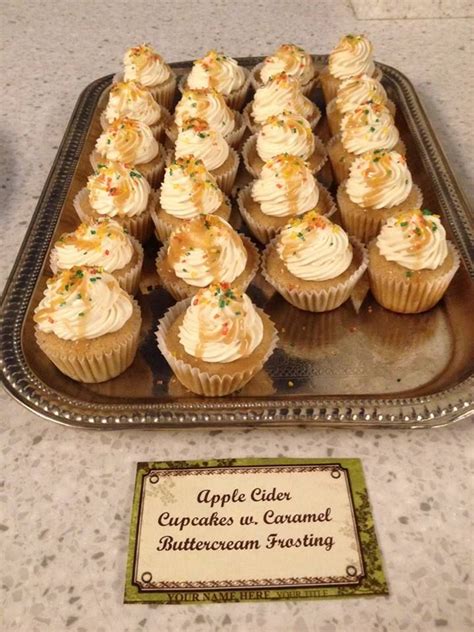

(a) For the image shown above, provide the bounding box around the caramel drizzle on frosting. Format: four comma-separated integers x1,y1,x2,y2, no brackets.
267,154,312,215
87,163,143,211
127,44,162,69
194,50,230,88
263,112,313,141
279,210,339,258
394,209,441,253
55,218,126,253
167,155,220,211
359,150,407,207
167,214,242,281
191,283,253,359
110,80,150,103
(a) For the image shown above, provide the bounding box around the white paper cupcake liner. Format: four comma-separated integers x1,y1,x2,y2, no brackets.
113,237,144,295
337,183,423,243
261,236,369,312
178,67,251,111
156,233,260,301
156,299,278,396
368,241,461,314
237,182,337,245
73,187,156,243
35,300,142,383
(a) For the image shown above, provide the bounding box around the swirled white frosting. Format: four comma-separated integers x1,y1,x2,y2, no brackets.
376,209,448,270
95,118,159,165
179,283,263,362
187,50,246,95
346,150,412,209
123,43,171,87
256,112,315,163
340,103,399,155
335,74,387,114
160,155,223,219
105,81,162,126
34,268,133,341
167,215,247,287
174,89,235,137
276,211,353,281
251,154,319,217
260,44,316,86
251,72,315,124
87,162,151,218
328,34,375,80
50,218,134,273
175,118,229,171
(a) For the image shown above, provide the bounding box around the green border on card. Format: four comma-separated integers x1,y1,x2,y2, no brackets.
124,457,388,604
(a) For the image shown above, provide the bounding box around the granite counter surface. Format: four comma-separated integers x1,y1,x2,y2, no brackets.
1,1,473,631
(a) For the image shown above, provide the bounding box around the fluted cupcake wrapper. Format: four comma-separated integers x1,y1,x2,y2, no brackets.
249,62,320,98
368,241,460,314
73,187,156,243
99,107,172,141
113,72,177,110
165,111,246,149
156,299,278,396
177,67,252,112
243,101,322,135
327,134,407,185
150,194,232,244
337,183,423,244
326,97,397,137
35,301,142,383
156,234,261,301
242,133,328,180
237,182,337,245
113,237,144,295
261,237,369,312
320,65,383,104
89,145,166,189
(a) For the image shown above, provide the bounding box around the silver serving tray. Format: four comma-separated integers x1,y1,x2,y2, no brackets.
1,55,473,429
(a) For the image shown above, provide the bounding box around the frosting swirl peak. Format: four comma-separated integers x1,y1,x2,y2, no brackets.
340,103,399,155
252,72,315,124
252,154,319,217
95,117,159,165
256,111,315,163
329,34,375,80
260,44,315,86
50,218,134,273
346,150,412,209
105,81,162,127
187,50,246,95
276,211,353,281
123,43,171,87
34,267,133,341
87,162,151,218
160,155,223,219
174,88,235,137
167,215,247,287
376,209,448,270
175,118,229,171
179,283,263,362
336,74,388,114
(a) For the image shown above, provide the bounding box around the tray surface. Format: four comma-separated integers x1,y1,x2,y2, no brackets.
1,55,473,429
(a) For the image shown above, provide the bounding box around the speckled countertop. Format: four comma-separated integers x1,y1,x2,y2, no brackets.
1,1,473,631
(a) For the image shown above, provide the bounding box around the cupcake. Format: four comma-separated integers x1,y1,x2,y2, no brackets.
242,111,327,178
156,283,278,396
238,154,336,244
50,217,143,295
251,44,319,97
172,118,239,195
121,43,176,109
368,209,460,313
100,81,169,139
243,72,321,134
183,50,250,111
262,211,368,312
34,267,142,383
320,34,381,104
156,214,259,301
74,161,156,242
167,88,245,148
326,74,396,136
327,103,404,184
337,150,423,243
151,155,231,243
90,118,165,188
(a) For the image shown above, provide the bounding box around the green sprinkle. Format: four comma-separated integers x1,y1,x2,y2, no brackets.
130,170,142,178
432,223,438,232
405,271,413,278
75,270,84,278
90,230,96,234
78,312,85,317
198,132,206,138
400,221,408,227
296,231,305,240
97,163,107,169
415,227,422,236
369,126,375,132
422,208,433,216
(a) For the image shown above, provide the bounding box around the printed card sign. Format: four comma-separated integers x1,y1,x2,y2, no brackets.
124,458,387,604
